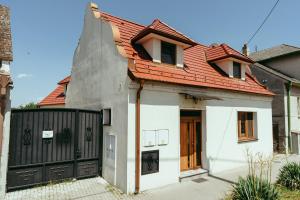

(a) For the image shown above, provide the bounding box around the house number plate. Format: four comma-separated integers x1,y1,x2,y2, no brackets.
42,130,53,139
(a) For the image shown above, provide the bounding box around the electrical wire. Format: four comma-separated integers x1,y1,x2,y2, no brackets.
247,0,280,44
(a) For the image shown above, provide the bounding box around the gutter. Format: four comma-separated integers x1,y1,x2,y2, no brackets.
285,81,292,152
135,80,144,194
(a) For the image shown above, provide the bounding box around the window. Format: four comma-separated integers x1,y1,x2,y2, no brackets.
233,62,241,78
161,41,176,65
238,112,255,141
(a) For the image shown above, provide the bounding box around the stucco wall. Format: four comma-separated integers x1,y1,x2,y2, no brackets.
205,97,273,173
251,65,287,151
0,88,11,198
65,5,129,192
128,81,273,192
262,53,300,79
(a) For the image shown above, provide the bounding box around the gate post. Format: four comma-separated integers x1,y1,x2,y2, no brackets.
0,90,12,198
73,110,79,178
99,110,103,176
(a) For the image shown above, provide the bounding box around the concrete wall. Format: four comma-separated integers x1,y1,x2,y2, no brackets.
262,53,300,79
65,5,129,192
128,81,273,192
251,65,287,151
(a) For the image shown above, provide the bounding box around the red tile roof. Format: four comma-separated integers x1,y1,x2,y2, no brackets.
38,76,70,107
131,19,196,46
206,44,253,63
100,12,273,96
58,75,71,85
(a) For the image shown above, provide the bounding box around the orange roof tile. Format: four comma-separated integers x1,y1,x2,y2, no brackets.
100,12,272,96
38,76,69,106
206,44,253,63
131,19,196,46
58,75,70,85
38,85,65,106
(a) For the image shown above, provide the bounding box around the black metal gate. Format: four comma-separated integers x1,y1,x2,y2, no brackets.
7,108,103,191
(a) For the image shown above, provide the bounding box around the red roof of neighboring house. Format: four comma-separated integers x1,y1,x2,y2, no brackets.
58,76,71,85
38,76,70,107
99,12,272,96
206,44,253,63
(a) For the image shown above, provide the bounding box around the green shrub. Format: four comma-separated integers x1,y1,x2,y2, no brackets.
232,175,279,200
277,162,300,190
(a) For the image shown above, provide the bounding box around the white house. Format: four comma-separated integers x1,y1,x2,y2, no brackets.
66,3,274,194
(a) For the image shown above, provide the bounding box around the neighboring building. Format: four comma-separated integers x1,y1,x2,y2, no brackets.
65,3,274,194
38,76,70,108
250,44,300,153
0,4,13,197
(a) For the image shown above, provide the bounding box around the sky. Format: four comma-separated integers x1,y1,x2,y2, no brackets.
1,0,300,107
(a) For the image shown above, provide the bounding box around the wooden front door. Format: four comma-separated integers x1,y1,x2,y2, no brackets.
180,117,201,171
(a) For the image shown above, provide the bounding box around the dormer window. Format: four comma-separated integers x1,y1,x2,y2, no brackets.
233,62,241,78
161,41,176,65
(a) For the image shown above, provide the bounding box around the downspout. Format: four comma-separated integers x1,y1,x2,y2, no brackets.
135,80,144,194
286,81,292,153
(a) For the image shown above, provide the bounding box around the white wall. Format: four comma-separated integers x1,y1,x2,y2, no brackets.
128,87,180,192
0,88,11,197
127,81,273,192
215,58,247,80
143,38,161,63
205,97,273,173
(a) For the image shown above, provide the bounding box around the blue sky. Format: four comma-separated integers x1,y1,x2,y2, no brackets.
2,0,300,107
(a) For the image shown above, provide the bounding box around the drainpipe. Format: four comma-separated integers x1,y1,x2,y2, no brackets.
286,81,292,153
135,80,144,194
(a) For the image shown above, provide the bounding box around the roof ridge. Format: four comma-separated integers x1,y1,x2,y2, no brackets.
101,11,146,28
282,43,300,50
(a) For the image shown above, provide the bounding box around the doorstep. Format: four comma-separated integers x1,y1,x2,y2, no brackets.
179,168,208,182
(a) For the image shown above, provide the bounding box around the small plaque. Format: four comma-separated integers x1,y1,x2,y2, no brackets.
42,130,53,139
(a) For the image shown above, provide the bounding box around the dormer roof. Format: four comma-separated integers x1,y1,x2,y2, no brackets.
206,44,253,63
131,19,197,47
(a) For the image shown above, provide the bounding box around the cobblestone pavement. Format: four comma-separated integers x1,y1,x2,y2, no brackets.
4,176,231,200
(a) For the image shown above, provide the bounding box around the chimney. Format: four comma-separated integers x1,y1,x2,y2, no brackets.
242,43,249,56
0,5,13,61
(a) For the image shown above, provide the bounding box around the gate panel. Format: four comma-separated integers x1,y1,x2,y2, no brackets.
7,109,103,191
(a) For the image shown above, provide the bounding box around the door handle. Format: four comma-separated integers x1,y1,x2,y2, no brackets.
76,149,81,158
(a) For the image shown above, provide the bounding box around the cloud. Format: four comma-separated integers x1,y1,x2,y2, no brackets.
17,73,33,79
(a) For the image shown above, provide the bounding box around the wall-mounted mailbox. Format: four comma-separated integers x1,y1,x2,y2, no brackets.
143,130,156,147
142,150,159,175
42,130,53,139
157,129,169,145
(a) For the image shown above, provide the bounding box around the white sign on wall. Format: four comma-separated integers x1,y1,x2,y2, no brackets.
143,130,156,147
42,130,53,139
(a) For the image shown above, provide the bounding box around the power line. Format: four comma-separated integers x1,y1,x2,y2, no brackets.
247,0,280,44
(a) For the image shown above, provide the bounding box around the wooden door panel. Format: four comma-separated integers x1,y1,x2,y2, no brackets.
180,117,202,171
180,121,189,171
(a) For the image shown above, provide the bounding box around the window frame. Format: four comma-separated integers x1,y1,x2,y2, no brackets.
161,41,176,65
237,111,256,142
233,62,242,79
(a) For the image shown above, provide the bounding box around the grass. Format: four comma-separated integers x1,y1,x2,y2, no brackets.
277,185,300,200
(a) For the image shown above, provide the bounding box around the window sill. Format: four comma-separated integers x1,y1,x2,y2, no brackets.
238,138,258,143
